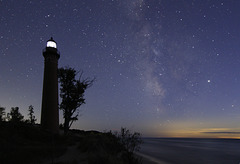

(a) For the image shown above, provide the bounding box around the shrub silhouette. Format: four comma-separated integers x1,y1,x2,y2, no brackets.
8,107,24,123
76,128,142,164
116,127,142,153
0,106,6,122
27,105,37,124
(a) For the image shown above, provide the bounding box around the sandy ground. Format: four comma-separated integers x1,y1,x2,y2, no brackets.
43,138,156,164
42,143,87,164
54,145,165,164
46,145,161,164
54,144,87,164
54,147,157,164
54,149,161,164
137,152,169,164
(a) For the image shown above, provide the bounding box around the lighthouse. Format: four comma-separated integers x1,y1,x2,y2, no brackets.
41,37,60,133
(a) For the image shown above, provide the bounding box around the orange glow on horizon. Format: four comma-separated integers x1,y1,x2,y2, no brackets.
151,120,240,139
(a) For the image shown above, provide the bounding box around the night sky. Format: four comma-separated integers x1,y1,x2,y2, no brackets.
1,0,240,138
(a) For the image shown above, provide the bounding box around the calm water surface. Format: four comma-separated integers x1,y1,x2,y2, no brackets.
139,138,240,164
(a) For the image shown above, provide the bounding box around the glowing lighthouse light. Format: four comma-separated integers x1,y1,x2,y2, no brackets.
46,37,57,48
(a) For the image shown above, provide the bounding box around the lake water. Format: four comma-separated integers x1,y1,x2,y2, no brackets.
139,138,240,164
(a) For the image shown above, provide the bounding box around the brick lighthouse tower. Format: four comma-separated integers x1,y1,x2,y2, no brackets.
41,37,60,133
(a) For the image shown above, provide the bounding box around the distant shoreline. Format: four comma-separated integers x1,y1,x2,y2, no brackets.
142,137,240,140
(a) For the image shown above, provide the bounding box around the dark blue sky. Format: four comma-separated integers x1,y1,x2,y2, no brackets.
1,0,240,138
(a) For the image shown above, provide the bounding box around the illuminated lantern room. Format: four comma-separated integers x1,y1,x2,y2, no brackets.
46,37,57,48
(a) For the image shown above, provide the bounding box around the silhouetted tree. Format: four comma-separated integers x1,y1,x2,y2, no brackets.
58,66,94,133
0,106,6,122
28,105,36,124
8,107,24,123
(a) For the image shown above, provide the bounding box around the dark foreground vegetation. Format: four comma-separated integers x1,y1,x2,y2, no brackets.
0,122,66,164
0,121,142,164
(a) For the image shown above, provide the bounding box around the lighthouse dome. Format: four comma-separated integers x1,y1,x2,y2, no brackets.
47,37,57,48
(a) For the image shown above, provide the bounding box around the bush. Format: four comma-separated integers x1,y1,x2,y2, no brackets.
116,127,142,153
8,107,24,123
76,129,142,164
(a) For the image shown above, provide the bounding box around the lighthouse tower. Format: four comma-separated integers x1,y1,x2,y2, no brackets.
41,37,60,133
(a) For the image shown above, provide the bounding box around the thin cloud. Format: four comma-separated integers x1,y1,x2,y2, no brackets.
202,131,240,134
